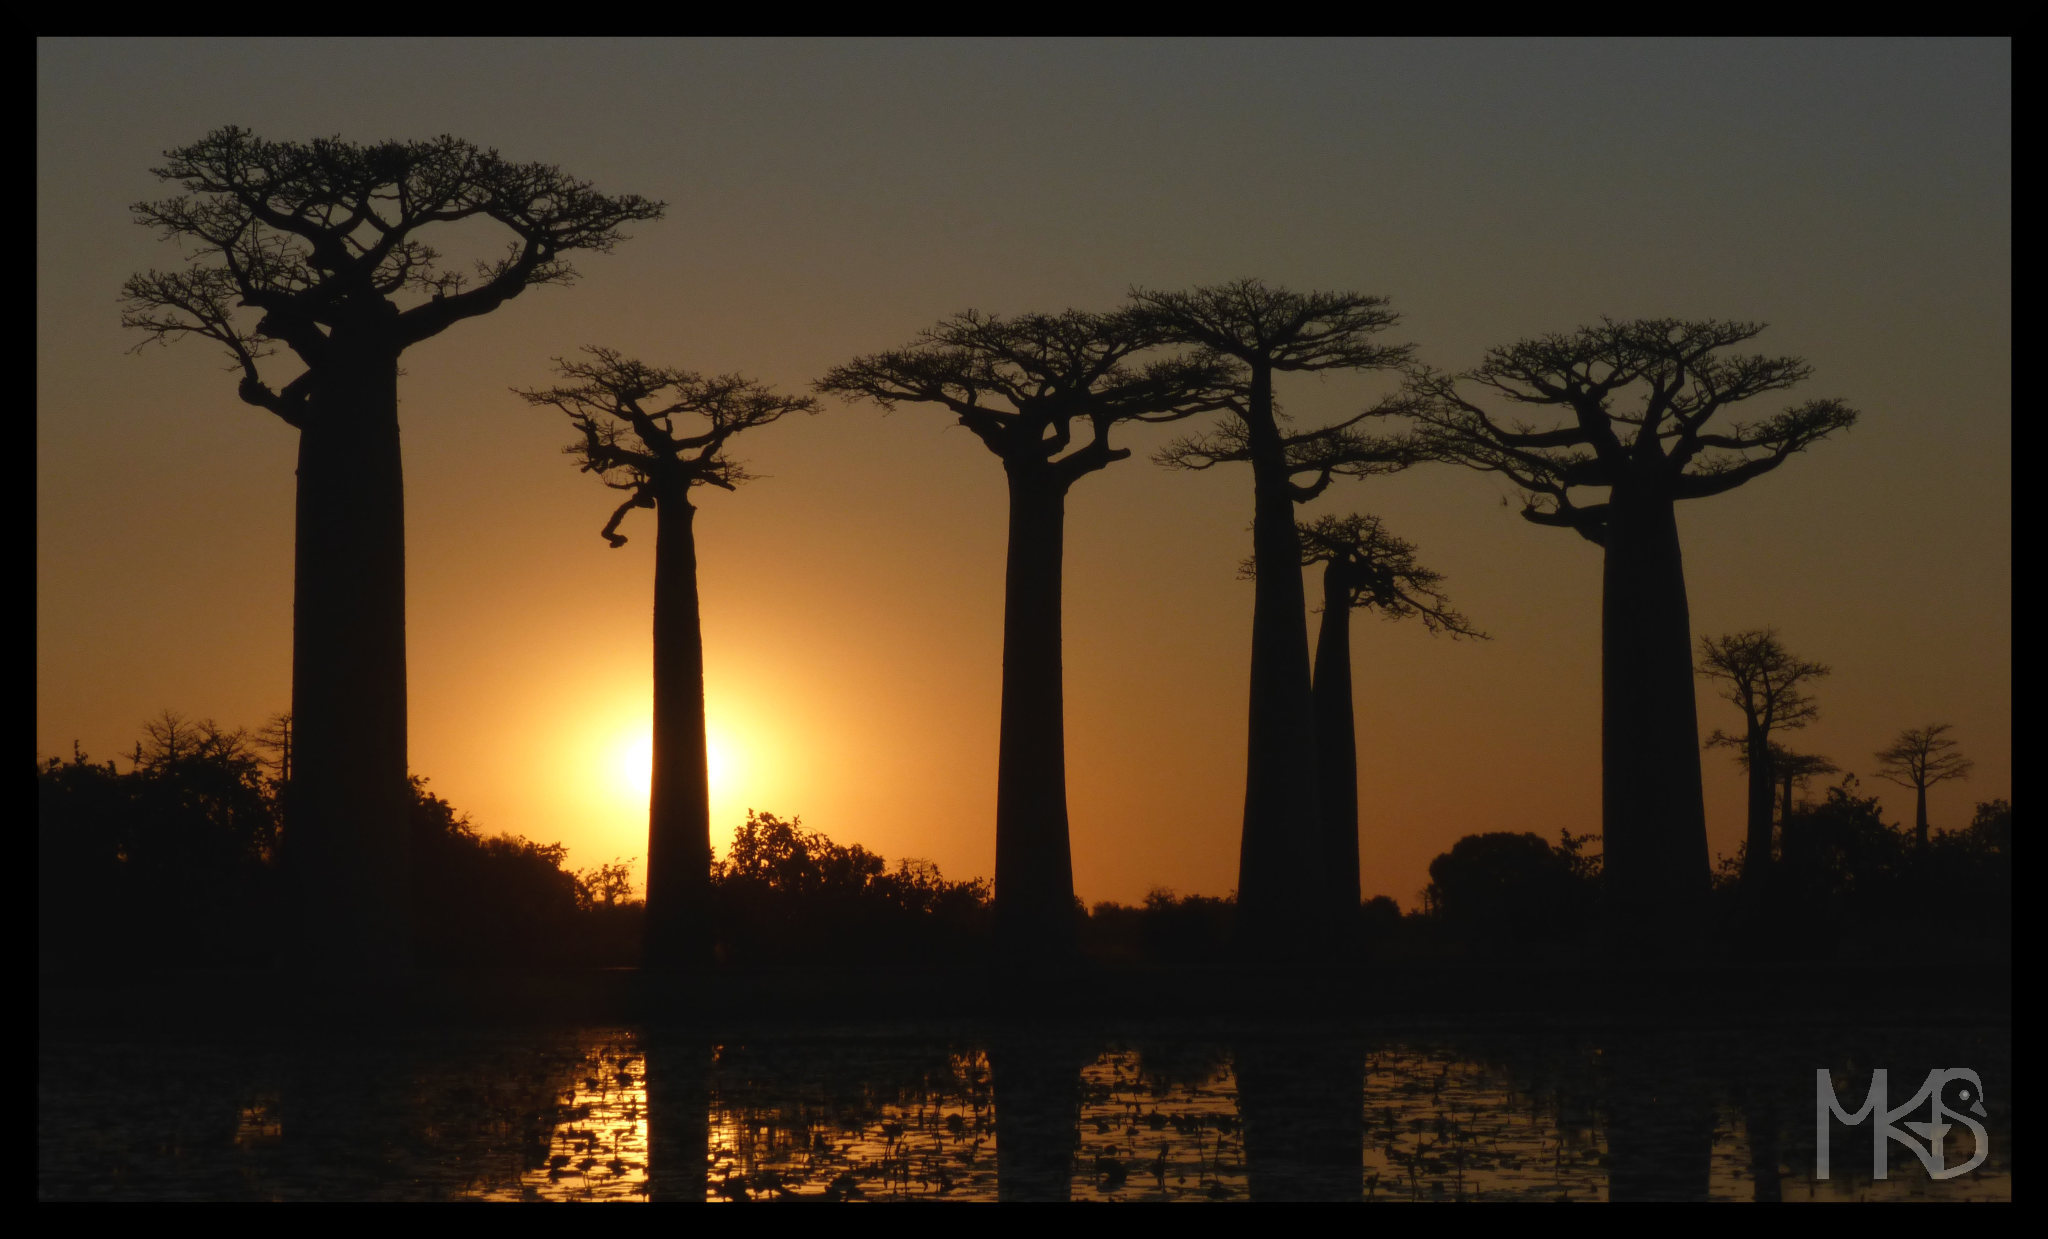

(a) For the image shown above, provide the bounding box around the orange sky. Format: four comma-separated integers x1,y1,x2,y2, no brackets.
37,38,2010,909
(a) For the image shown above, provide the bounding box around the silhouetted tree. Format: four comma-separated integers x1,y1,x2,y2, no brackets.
1775,778,1904,957
1414,320,1857,958
407,776,585,967
252,710,293,790
711,810,990,966
1874,723,1974,848
1966,798,2011,857
518,350,815,970
1291,515,1480,917
38,717,278,972
818,310,1231,963
1133,280,1419,950
1764,745,1841,828
1422,830,1601,949
1696,629,1829,888
122,128,662,968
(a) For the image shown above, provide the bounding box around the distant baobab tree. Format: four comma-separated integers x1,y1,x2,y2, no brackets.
1745,743,1840,831
1133,280,1420,949
518,349,817,971
1697,629,1829,887
121,128,662,968
1293,514,1481,918
1873,723,1974,847
818,310,1233,962
1413,319,1858,957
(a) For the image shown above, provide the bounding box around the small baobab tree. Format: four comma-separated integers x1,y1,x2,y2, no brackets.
1729,742,1841,832
1293,514,1482,918
518,348,817,971
1696,629,1830,887
1873,723,1974,847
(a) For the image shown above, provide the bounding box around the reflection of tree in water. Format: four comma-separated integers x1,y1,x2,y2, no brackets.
644,1038,710,1202
1237,1036,1364,1201
1601,1036,1715,1202
41,1026,2012,1201
990,1037,1090,1201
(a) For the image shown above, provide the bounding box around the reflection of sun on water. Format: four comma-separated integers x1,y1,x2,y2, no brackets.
510,1037,651,1202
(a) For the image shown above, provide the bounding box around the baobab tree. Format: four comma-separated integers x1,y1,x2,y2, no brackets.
518,349,817,971
1873,724,1974,847
817,309,1233,962
121,128,662,968
1721,742,1841,833
1294,514,1481,917
1134,280,1419,948
1697,629,1830,886
1413,319,1858,956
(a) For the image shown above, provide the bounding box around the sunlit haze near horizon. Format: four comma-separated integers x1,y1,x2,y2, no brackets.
37,38,2010,909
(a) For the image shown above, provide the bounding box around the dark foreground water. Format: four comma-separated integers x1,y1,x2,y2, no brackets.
40,1022,2010,1201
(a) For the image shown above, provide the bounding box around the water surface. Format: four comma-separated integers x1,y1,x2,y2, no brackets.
39,1023,2010,1201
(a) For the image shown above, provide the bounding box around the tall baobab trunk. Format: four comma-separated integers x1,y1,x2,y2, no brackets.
1599,485,1709,960
1239,364,1324,950
645,482,712,971
287,334,411,970
1312,563,1361,918
994,468,1077,961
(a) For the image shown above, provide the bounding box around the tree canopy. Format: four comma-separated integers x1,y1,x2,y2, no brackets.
818,308,1235,481
1697,629,1829,745
1413,318,1858,543
518,347,820,545
122,127,665,425
1293,514,1483,638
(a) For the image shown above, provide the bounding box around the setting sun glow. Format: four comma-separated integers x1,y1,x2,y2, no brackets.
602,713,755,858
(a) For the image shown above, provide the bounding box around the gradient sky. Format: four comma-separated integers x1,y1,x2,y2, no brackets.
37,38,2010,909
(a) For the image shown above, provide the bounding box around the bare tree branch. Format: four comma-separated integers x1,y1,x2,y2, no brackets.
515,347,819,545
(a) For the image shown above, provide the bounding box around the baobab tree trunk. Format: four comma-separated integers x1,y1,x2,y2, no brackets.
645,485,712,972
993,469,1077,962
1239,364,1325,952
1744,726,1775,886
1312,565,1362,922
287,339,412,971
1599,485,1709,962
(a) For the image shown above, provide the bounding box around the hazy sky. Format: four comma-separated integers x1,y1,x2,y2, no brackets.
37,38,2010,908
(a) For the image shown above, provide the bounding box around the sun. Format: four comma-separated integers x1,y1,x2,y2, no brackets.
612,730,652,806
609,724,741,808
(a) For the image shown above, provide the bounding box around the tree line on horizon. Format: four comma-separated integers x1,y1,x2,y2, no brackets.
105,126,1999,975
34,706,2010,974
